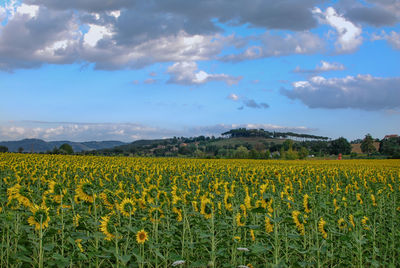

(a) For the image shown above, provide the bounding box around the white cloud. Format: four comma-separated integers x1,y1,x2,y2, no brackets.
221,31,324,61
281,74,400,110
16,4,39,18
167,61,242,85
293,60,345,73
227,93,239,101
0,121,315,142
83,24,114,47
313,7,363,52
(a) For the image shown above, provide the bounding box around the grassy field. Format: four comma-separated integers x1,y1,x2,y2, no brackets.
0,153,399,267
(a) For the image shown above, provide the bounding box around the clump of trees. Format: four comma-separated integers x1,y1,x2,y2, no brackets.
0,146,8,153
46,143,74,155
380,136,400,158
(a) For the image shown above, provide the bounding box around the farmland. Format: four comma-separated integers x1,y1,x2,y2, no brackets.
0,153,399,267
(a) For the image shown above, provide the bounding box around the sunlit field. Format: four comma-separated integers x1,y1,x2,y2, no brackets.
0,153,399,267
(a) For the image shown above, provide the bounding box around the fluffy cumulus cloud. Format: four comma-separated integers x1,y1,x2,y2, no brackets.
0,121,314,141
281,75,400,110
167,61,242,85
313,7,363,53
293,60,345,73
0,0,326,71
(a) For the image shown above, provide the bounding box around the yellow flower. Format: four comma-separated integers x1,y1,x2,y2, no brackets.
173,207,182,222
303,194,311,213
75,239,84,252
361,216,370,230
338,218,347,230
149,207,164,223
356,193,363,205
73,213,81,227
233,236,241,242
200,197,214,219
349,214,355,230
370,194,377,207
27,204,50,231
99,213,119,241
265,213,274,233
100,190,115,210
118,198,136,217
333,198,340,213
76,179,96,203
136,229,148,244
236,212,245,227
292,211,305,236
249,229,255,241
318,217,328,239
224,193,233,211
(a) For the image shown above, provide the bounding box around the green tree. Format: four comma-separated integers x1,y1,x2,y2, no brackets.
234,146,249,159
361,134,376,156
380,137,400,158
18,147,24,153
298,147,309,159
329,137,351,155
0,145,8,153
59,143,74,154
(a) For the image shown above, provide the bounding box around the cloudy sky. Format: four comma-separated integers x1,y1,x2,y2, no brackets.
0,0,399,142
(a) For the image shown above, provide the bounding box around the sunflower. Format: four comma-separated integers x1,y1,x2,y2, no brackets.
149,207,164,223
292,210,305,236
303,194,311,213
361,216,370,230
99,213,119,241
8,183,32,208
338,218,347,230
200,197,214,219
100,189,115,210
157,191,170,206
318,217,328,239
173,207,183,222
27,204,50,231
73,213,81,227
224,193,233,211
265,213,274,233
235,212,245,227
136,229,148,244
47,180,67,203
75,239,84,252
118,198,136,217
76,179,96,203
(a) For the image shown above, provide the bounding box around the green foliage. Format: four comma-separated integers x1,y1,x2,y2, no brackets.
329,137,352,155
379,137,400,158
234,146,249,159
0,145,8,152
361,134,376,156
59,144,74,155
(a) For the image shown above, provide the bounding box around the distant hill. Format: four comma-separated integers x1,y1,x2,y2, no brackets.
0,139,127,153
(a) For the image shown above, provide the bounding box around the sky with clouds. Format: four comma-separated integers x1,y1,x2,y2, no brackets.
0,0,399,142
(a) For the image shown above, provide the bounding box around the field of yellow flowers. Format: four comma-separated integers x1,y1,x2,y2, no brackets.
0,153,399,267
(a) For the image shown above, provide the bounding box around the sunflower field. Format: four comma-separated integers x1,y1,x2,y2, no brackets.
0,153,399,267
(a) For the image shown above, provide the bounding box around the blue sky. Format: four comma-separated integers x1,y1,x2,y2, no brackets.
0,0,399,142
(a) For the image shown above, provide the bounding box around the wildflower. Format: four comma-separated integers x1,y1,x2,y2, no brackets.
172,260,185,266
318,217,328,239
333,199,340,213
136,229,148,244
27,204,50,231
